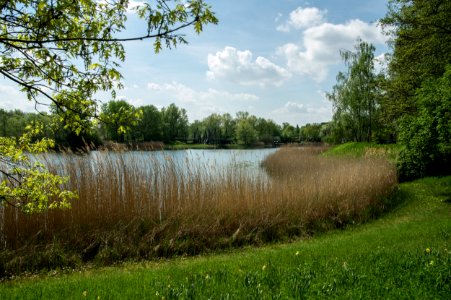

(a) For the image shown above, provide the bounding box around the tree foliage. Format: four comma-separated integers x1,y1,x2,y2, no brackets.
380,0,451,179
161,103,189,142
100,100,142,142
397,66,451,180
132,105,163,142
0,125,76,213
380,0,451,123
327,40,379,143
0,0,217,212
235,119,257,146
0,0,217,130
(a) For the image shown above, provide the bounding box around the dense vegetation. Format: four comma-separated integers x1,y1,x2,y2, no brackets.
0,106,328,149
327,0,451,180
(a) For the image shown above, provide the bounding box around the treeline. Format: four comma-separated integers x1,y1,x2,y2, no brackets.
327,0,451,180
0,104,330,149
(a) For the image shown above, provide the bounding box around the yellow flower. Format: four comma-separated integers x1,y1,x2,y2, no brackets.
295,251,300,256
425,248,431,254
262,265,267,271
82,291,87,297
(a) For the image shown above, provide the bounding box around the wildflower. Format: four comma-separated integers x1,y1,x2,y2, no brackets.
425,248,431,254
295,251,300,256
262,265,267,271
429,260,434,266
82,291,88,297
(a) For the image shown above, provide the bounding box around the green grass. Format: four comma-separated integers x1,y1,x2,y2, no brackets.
324,142,402,161
164,142,218,150
1,176,449,299
165,142,262,150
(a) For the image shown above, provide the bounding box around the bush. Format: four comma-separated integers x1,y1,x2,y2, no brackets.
397,66,451,181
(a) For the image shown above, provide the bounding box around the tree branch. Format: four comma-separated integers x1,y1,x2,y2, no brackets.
0,18,197,45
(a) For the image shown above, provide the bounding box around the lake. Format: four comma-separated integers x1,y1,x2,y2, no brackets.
43,148,279,180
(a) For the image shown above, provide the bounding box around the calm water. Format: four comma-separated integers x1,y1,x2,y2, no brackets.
43,148,278,179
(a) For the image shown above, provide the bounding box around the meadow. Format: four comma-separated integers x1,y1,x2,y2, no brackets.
0,146,397,277
0,175,449,299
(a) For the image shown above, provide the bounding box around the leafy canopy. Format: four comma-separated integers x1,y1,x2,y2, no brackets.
327,40,379,143
0,0,217,212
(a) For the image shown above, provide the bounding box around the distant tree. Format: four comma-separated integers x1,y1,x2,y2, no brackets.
189,120,205,144
133,105,163,142
300,123,322,142
100,100,141,142
319,122,334,143
281,123,296,143
220,113,236,144
327,40,379,143
161,103,188,143
0,109,52,140
235,119,257,146
202,113,222,144
255,118,281,145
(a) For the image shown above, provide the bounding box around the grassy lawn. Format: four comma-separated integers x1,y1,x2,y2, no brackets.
323,142,402,161
1,176,449,299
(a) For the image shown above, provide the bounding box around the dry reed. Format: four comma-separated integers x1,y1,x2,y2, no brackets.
0,147,398,276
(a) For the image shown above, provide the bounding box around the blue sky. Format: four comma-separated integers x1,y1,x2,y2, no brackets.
0,0,390,126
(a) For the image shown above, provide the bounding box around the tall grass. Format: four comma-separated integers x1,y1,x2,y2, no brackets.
0,147,397,277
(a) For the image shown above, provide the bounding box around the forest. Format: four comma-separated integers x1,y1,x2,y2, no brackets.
0,104,328,148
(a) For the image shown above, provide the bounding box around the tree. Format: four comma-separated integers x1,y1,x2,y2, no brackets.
235,119,257,146
397,66,451,180
132,105,163,142
0,0,217,212
202,113,222,144
220,113,236,144
255,118,281,145
281,122,296,143
0,125,76,213
161,103,189,143
189,120,205,144
380,0,451,179
380,0,451,124
300,123,322,143
327,40,379,143
100,100,141,142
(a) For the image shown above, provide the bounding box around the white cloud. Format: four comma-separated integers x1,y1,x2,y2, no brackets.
278,19,387,82
207,46,291,87
374,52,389,74
277,7,326,32
146,81,259,120
147,82,162,91
273,100,332,125
0,83,45,112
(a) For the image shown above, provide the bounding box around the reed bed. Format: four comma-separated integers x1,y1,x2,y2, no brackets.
0,147,397,276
